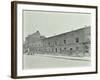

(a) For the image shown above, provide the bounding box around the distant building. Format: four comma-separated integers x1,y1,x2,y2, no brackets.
23,31,45,55
23,27,91,57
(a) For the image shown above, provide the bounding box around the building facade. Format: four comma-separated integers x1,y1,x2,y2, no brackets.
23,27,91,57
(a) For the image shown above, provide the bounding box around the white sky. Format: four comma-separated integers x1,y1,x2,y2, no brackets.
23,10,91,40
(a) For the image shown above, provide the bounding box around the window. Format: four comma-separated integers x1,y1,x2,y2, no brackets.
48,42,50,46
55,41,57,45
60,48,62,52
52,48,54,52
76,47,79,50
76,38,79,43
70,48,72,50
70,48,73,55
55,48,57,52
85,45,89,49
64,40,66,44
85,50,89,53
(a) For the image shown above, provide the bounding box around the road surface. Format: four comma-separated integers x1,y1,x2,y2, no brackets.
23,54,91,69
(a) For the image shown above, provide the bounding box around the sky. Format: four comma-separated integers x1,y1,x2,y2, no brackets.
23,10,91,40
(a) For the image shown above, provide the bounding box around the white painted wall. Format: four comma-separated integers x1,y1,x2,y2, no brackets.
0,0,100,80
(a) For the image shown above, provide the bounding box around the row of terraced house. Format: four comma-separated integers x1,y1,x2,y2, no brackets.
23,26,91,57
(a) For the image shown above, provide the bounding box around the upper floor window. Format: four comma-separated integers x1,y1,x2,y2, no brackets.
76,38,79,43
64,47,66,51
76,47,79,50
55,41,57,45
48,42,50,46
64,40,66,44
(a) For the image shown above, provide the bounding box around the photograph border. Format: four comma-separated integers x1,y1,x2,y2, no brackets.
11,1,98,79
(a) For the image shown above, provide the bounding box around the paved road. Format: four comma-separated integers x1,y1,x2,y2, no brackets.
23,55,91,69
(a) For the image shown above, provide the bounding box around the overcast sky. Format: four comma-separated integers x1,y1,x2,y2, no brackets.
23,10,91,40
